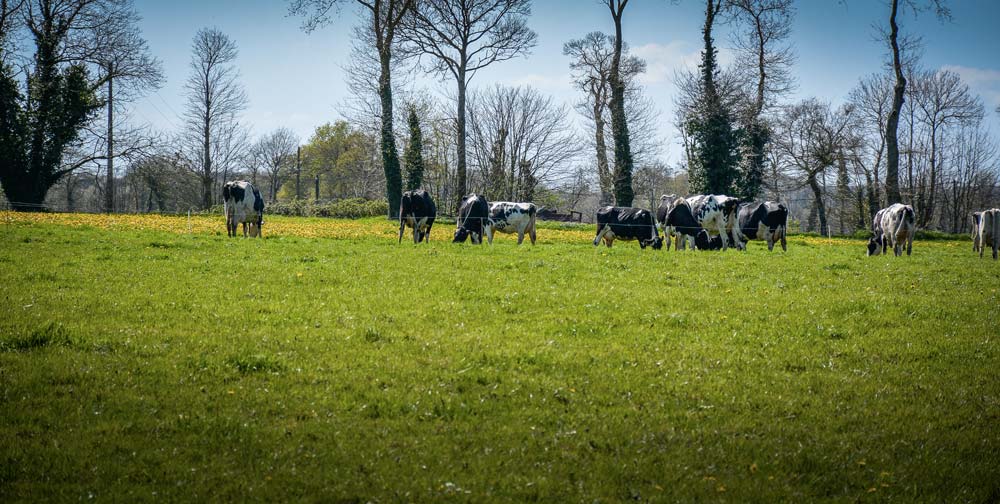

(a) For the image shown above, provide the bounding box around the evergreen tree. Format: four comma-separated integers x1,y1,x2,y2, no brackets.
685,0,740,196
403,108,425,191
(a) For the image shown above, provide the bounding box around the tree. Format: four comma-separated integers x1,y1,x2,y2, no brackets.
773,99,856,235
848,72,893,223
726,0,795,201
289,0,415,218
0,0,107,210
604,0,636,206
401,0,537,210
563,31,646,205
882,0,950,204
684,0,740,197
253,128,299,201
467,84,580,202
180,28,248,209
403,107,424,191
910,69,982,227
76,1,163,212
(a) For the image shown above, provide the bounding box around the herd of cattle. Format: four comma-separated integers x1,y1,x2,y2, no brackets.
221,181,1000,259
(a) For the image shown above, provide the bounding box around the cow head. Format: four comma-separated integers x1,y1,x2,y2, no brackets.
641,236,664,250
453,228,470,243
694,229,712,250
867,235,882,256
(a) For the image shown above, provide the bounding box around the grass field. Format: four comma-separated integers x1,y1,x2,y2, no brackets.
2,211,999,502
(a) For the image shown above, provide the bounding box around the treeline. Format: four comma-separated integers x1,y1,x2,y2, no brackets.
2,0,999,235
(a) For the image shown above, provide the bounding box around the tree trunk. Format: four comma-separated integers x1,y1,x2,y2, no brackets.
925,126,938,228
593,99,612,205
884,0,904,204
104,73,114,213
456,69,468,211
202,111,212,209
609,8,634,207
379,48,402,218
808,175,828,236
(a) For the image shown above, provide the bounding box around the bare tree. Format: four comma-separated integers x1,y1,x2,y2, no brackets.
910,68,983,227
467,84,581,202
848,72,893,222
773,99,856,235
289,0,415,217
882,0,950,204
254,128,299,201
180,28,248,209
725,0,795,116
563,31,646,205
400,0,537,210
76,1,163,212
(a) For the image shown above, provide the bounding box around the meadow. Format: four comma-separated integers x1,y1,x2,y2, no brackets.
1,211,998,502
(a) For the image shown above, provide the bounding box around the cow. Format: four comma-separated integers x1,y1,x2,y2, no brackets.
704,231,741,251
398,190,437,244
977,208,1000,260
453,194,491,244
659,197,711,250
972,211,983,253
685,194,745,251
593,206,663,250
486,202,537,245
736,201,789,251
222,181,264,238
867,203,915,256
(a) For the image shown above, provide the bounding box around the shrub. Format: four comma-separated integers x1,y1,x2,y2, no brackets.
266,198,389,218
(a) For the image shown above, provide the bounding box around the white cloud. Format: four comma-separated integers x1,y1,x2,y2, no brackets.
940,64,1000,109
631,41,734,86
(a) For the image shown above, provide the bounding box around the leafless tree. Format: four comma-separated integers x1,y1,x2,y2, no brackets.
180,28,248,209
0,0,24,63
773,99,857,235
289,0,415,217
848,71,893,222
563,31,649,205
910,68,983,227
74,1,163,212
400,0,537,210
881,0,950,204
467,84,581,202
725,0,795,116
940,123,999,232
253,128,299,201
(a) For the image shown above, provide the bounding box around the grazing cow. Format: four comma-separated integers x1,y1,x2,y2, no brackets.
867,203,916,256
704,231,741,251
972,211,983,253
222,181,264,238
398,190,437,244
486,202,538,245
736,201,789,251
593,206,663,250
453,194,491,244
660,197,711,250
977,208,1000,260
685,194,745,251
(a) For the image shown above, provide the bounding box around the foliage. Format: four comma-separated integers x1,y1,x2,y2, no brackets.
1,216,998,501
265,198,389,219
685,102,740,195
403,108,424,191
0,62,102,209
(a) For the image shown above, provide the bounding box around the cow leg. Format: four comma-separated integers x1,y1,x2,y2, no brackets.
718,221,728,251
516,229,524,245
485,224,494,245
398,220,405,244
529,221,536,245
604,236,613,248
906,233,913,256
780,228,787,252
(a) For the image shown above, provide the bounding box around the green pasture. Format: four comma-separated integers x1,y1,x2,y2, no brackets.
1,217,998,502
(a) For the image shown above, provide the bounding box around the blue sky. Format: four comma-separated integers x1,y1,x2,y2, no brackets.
129,0,1000,165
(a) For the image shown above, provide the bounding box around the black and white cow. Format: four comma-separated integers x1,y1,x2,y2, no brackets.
736,201,788,251
593,206,663,250
486,202,537,245
453,194,491,244
398,190,437,244
659,197,711,250
972,211,984,253
685,194,744,250
704,231,740,251
222,181,264,238
976,208,1000,260
867,203,916,256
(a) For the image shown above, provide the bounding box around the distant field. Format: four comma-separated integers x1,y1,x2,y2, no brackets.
1,212,998,502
